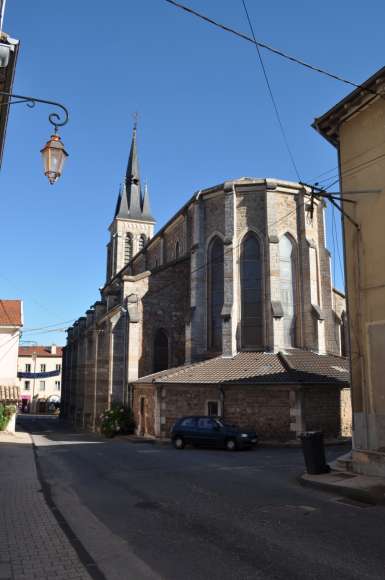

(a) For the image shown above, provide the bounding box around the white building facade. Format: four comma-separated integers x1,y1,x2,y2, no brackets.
18,345,63,413
0,300,23,387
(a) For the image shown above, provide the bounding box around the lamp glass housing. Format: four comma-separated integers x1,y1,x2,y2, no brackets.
41,134,68,184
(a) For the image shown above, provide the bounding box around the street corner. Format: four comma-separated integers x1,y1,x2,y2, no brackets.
299,468,385,506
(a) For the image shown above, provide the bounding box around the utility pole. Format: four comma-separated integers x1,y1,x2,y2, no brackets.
31,350,37,413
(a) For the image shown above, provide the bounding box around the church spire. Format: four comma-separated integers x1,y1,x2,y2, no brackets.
114,121,154,222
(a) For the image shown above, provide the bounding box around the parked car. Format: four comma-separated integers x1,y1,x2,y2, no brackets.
171,416,258,451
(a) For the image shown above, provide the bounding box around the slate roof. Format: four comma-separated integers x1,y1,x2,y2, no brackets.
134,350,350,387
114,126,155,223
0,300,22,326
18,346,63,358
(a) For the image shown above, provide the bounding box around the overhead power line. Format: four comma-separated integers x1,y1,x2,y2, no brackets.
162,0,385,100
241,0,301,181
22,318,76,332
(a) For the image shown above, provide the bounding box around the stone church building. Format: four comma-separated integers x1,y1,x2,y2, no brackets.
61,127,350,441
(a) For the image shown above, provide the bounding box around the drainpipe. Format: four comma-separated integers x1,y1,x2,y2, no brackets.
219,385,225,419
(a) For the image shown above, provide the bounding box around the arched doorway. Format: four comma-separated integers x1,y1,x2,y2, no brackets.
153,329,169,373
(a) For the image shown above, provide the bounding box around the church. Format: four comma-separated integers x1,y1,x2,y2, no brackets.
61,127,351,441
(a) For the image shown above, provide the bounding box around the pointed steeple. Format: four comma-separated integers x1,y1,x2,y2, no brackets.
114,123,153,221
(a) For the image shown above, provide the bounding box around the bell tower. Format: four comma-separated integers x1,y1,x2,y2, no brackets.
106,123,155,281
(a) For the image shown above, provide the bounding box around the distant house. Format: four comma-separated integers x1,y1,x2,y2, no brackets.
0,299,23,389
18,345,63,413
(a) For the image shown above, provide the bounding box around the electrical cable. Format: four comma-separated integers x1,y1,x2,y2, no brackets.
162,0,385,100
241,0,301,181
22,319,76,333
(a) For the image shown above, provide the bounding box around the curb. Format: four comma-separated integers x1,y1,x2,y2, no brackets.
298,472,385,506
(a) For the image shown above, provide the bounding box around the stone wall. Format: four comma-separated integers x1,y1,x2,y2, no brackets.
302,386,341,437
224,385,291,440
132,382,350,442
164,217,186,262
340,387,352,437
139,257,190,377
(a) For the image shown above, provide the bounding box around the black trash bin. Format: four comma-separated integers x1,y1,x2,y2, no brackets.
300,431,330,475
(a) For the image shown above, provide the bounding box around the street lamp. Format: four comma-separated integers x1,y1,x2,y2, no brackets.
41,133,68,185
0,90,69,184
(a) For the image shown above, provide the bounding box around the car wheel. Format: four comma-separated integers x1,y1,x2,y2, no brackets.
225,438,237,451
173,436,185,450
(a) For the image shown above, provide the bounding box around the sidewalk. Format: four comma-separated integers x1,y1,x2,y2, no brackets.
0,431,94,580
300,465,385,505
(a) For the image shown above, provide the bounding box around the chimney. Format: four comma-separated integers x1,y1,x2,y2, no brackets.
50,344,57,355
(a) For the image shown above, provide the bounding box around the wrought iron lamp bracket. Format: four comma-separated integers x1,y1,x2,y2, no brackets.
0,90,69,132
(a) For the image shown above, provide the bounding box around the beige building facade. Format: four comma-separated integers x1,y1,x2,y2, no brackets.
18,345,62,413
314,66,385,475
62,128,350,440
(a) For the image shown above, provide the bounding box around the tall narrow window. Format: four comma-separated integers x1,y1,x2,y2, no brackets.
175,240,180,259
138,234,146,251
279,235,296,347
208,237,224,351
125,233,133,263
153,329,169,372
240,233,264,348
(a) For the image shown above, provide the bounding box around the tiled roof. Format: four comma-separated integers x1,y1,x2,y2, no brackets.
0,385,20,402
18,346,63,358
134,350,350,387
0,300,22,326
280,350,350,384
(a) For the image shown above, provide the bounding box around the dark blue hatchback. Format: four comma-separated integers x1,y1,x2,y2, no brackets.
171,416,258,451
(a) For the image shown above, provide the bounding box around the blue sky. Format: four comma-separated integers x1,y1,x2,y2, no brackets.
2,0,385,345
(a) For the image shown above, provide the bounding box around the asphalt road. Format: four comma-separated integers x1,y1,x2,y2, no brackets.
18,415,385,580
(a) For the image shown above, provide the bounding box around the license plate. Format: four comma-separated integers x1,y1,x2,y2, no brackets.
251,438,257,443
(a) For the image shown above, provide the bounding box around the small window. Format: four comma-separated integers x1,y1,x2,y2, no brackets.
55,381,61,390
138,234,147,251
25,364,31,372
39,381,45,391
180,417,196,427
24,381,30,391
125,233,133,263
40,364,46,372
56,364,61,372
175,241,181,259
207,401,219,417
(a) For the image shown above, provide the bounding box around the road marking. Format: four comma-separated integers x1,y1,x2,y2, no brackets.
136,449,161,453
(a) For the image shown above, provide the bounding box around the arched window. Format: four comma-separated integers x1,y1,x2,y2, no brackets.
153,329,169,372
240,233,264,348
208,237,224,351
124,233,133,263
175,240,181,259
279,235,296,347
138,234,146,251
